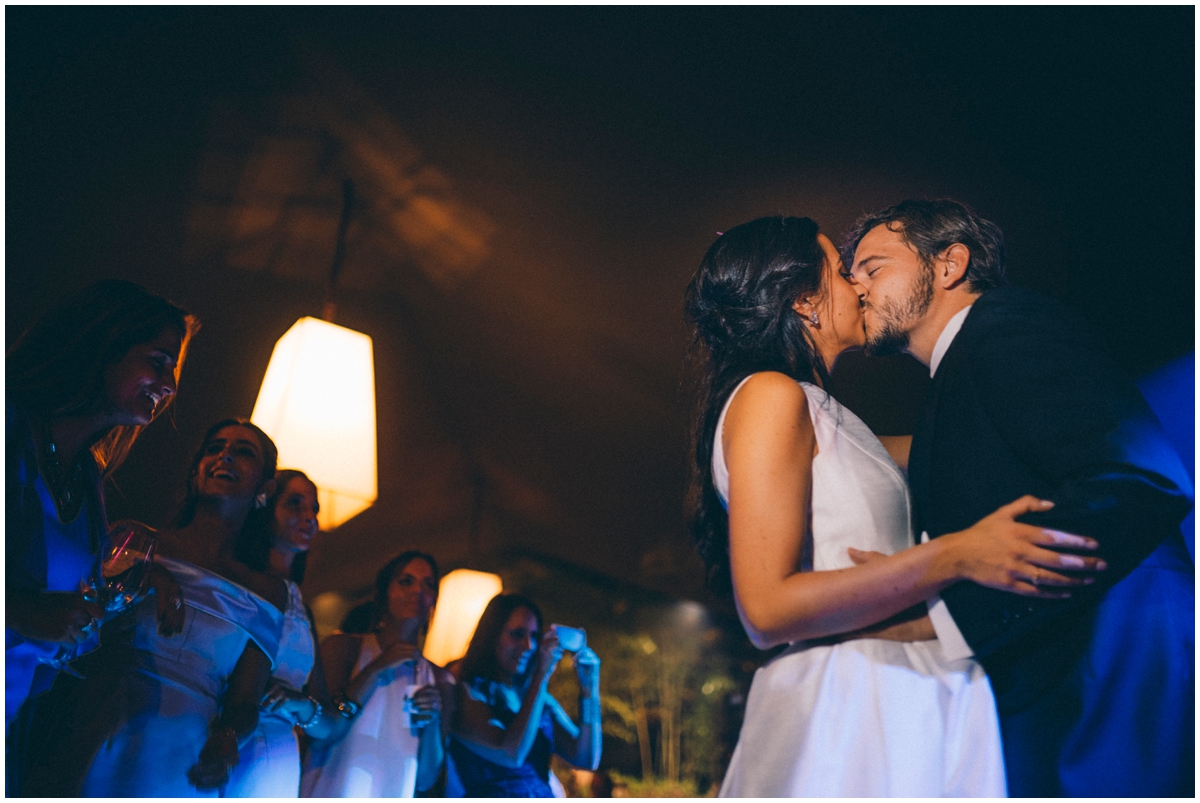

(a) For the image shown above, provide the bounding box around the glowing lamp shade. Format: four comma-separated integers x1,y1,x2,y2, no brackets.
423,569,503,667
251,317,377,530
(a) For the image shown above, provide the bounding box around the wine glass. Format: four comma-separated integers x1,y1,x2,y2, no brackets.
403,659,437,730
42,523,158,677
84,524,158,613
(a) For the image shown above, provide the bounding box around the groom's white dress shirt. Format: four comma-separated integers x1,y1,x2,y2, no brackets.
924,305,976,662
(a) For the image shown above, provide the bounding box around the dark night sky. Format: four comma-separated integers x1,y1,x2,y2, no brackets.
6,8,1194,603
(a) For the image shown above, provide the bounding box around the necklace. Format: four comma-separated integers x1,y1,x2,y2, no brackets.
39,421,86,523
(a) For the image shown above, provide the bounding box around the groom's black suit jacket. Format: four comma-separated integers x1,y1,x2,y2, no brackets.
908,286,1192,712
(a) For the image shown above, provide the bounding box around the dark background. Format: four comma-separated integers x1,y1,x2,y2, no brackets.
7,7,1194,607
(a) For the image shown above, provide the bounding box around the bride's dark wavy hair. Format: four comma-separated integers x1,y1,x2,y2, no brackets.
683,216,829,591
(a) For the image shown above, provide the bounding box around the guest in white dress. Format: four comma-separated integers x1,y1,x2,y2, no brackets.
683,217,1106,796
226,469,336,797
302,551,453,797
24,419,290,796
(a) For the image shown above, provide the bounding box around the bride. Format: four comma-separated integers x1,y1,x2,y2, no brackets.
684,216,1105,796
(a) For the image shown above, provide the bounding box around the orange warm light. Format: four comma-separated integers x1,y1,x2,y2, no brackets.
251,317,377,530
423,569,503,667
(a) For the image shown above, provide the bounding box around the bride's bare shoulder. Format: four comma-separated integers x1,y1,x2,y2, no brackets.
729,372,809,417
724,372,814,459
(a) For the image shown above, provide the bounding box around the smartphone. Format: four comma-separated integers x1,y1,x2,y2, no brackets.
552,624,586,652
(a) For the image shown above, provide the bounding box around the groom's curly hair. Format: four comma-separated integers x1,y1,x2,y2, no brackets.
683,216,829,592
842,199,1007,293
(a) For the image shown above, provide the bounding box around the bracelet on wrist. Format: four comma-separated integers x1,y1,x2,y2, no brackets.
295,696,323,729
333,693,361,719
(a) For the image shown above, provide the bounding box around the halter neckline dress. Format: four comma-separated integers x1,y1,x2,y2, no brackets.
715,378,1006,797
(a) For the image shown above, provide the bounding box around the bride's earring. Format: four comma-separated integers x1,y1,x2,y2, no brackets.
809,311,819,326
255,492,268,509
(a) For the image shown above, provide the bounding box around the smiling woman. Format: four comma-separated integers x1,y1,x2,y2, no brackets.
5,280,198,794
23,419,291,797
225,469,334,797
449,593,603,797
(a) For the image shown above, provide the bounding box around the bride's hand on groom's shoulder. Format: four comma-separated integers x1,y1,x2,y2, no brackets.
940,496,1107,599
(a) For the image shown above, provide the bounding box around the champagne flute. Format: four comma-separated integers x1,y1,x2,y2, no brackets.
85,524,158,613
43,524,158,677
404,659,436,730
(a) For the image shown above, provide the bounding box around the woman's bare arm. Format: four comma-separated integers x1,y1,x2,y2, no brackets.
260,611,338,740
451,631,561,768
187,641,273,789
303,633,365,746
877,435,912,472
724,372,1102,650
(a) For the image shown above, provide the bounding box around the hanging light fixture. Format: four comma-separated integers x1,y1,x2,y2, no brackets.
251,180,377,530
423,569,503,667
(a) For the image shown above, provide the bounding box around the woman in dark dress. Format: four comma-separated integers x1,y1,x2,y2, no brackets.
5,280,197,793
449,594,601,797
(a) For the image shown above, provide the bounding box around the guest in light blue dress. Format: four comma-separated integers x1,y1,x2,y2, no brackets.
5,280,197,793
225,469,336,797
24,420,289,797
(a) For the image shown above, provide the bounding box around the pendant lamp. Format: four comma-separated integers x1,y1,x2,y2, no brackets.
423,569,503,667
250,180,377,530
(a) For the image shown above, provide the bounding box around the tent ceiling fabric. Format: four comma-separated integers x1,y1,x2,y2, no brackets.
182,49,495,294
169,42,706,598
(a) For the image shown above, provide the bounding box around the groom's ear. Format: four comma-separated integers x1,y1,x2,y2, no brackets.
937,243,971,289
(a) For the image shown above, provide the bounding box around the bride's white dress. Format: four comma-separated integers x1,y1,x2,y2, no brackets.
716,378,1006,797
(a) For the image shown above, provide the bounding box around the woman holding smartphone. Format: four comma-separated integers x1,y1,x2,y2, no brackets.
448,593,601,797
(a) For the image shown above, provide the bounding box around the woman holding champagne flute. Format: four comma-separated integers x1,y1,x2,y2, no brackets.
25,419,289,796
5,280,197,793
302,551,452,797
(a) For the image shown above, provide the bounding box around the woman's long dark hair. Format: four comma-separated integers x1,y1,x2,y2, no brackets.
172,419,278,528
458,593,543,692
6,279,200,478
236,469,316,584
683,216,829,591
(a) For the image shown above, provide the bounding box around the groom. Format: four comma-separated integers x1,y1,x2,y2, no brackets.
844,200,1194,797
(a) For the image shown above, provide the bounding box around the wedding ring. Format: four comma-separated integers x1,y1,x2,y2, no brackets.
1031,567,1041,586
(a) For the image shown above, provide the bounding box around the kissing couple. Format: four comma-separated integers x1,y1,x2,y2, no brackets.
686,199,1193,797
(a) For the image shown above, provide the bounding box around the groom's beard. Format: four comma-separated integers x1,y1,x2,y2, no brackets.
863,260,935,356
